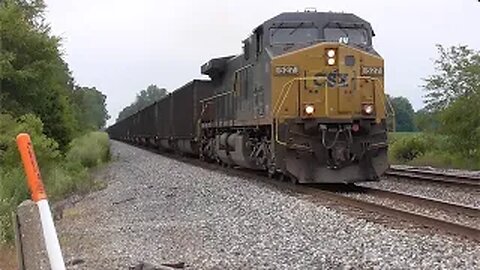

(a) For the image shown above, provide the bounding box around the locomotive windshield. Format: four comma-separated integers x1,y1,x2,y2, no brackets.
269,26,370,46
270,27,318,44
323,27,369,45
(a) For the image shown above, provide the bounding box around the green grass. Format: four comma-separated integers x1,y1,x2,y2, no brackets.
388,132,422,144
388,132,480,170
66,132,110,168
0,127,110,243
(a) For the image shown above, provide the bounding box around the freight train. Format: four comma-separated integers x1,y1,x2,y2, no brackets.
107,11,389,184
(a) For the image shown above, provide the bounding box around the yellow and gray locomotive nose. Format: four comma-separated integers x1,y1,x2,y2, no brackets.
271,43,385,123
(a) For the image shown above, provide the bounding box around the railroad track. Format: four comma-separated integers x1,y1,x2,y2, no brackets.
252,180,479,241
126,142,480,241
385,166,480,188
293,185,480,241
358,186,479,217
352,186,480,240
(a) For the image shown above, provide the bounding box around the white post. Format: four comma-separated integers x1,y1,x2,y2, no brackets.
16,133,66,270
37,200,66,270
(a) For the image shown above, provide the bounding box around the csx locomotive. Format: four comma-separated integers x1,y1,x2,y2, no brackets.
107,11,389,184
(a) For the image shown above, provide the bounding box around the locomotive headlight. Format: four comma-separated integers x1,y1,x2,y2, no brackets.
327,49,336,58
305,104,315,115
362,104,374,115
327,58,336,66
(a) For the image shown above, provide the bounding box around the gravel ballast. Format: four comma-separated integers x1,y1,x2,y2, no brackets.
57,141,479,269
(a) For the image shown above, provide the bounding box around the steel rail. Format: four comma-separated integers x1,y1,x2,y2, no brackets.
307,188,480,241
385,167,480,188
358,186,480,218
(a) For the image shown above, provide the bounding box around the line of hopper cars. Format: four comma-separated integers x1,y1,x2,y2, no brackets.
107,11,389,184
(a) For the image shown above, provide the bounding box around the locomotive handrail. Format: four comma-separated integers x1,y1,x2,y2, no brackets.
273,75,387,147
272,76,328,117
199,90,234,104
233,64,253,74
384,90,396,132
273,76,328,146
355,76,387,125
197,90,235,138
233,65,254,97
386,96,396,132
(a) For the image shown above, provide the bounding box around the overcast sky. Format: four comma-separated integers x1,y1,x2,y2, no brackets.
44,0,480,124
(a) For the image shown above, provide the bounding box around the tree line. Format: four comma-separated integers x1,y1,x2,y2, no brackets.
422,45,480,158
387,96,433,132
0,0,109,149
0,0,111,243
116,85,167,122
390,45,480,139
387,44,479,137
390,45,480,167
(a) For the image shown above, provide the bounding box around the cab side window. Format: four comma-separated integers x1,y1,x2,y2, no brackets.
243,40,250,60
255,29,263,58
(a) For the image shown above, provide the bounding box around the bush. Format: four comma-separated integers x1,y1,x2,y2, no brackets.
388,132,421,146
389,135,428,162
440,94,480,158
66,132,110,168
0,114,110,243
388,132,480,169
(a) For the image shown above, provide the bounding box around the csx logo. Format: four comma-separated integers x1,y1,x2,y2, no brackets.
314,72,349,88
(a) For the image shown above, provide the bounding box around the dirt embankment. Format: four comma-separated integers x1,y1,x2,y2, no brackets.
0,246,17,270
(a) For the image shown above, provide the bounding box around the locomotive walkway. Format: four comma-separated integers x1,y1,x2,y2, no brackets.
54,141,479,269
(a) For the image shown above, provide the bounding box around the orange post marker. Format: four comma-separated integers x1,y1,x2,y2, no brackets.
17,133,66,269
16,133,47,202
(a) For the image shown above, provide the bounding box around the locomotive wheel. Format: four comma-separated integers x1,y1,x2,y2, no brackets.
280,172,298,184
267,166,276,179
290,176,298,185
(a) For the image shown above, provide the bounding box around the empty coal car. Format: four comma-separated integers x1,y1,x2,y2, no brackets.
108,11,389,184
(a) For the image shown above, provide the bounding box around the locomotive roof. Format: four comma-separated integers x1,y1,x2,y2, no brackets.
259,11,373,31
201,11,375,79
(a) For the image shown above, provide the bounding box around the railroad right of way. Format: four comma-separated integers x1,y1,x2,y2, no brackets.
55,141,479,270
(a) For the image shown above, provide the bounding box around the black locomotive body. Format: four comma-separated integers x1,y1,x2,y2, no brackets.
108,11,389,184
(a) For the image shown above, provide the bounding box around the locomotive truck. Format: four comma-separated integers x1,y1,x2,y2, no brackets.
107,11,389,184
